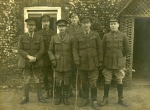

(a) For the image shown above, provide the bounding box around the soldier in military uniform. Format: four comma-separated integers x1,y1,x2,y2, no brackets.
18,18,46,104
66,12,83,97
73,16,103,108
100,18,130,107
66,12,82,35
37,15,56,99
48,19,74,105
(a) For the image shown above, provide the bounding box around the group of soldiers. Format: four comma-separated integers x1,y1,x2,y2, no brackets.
17,12,130,109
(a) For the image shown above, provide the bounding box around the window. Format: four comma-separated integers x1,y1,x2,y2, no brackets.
24,7,61,33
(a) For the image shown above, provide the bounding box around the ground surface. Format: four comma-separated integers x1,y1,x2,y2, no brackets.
0,85,150,110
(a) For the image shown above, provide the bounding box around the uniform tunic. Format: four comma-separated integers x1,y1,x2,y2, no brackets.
18,33,44,68
102,31,130,69
48,33,74,72
73,30,103,70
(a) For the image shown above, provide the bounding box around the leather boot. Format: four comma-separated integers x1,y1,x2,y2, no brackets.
79,85,89,107
67,87,73,97
100,84,110,106
36,83,46,103
63,85,69,105
45,90,50,99
55,86,62,105
20,96,29,105
91,87,99,109
20,84,30,104
117,84,128,107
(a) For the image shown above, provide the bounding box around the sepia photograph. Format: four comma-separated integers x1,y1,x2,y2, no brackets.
0,0,150,110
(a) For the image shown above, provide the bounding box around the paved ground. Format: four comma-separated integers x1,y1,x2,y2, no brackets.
0,84,150,110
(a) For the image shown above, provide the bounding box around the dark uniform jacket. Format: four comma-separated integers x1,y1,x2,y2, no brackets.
102,31,130,69
66,24,82,36
48,33,74,72
18,33,44,68
73,30,103,71
37,28,56,66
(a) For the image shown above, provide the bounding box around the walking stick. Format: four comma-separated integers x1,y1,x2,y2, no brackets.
75,68,79,110
52,68,56,105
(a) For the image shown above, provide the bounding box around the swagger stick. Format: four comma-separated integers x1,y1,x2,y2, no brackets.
52,68,56,105
75,68,79,110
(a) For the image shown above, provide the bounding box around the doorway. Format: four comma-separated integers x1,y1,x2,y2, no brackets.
133,18,150,79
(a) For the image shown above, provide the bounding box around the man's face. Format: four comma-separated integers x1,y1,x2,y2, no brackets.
81,22,91,31
42,20,50,29
70,16,79,25
58,25,66,33
27,24,36,32
110,22,119,31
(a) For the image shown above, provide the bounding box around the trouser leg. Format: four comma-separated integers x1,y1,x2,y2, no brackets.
20,83,30,104
34,68,46,103
55,86,62,105
63,85,69,105
100,69,113,106
20,69,31,104
36,83,46,103
100,84,110,106
117,84,128,107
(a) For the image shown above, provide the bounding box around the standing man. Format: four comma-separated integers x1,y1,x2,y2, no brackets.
18,18,46,104
66,12,83,97
37,15,56,99
73,16,103,108
100,18,129,107
48,19,74,105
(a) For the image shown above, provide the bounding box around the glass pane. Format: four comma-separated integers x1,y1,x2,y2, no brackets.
28,13,57,32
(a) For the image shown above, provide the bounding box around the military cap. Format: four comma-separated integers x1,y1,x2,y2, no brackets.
69,12,79,18
109,18,119,23
40,15,50,22
25,18,36,24
80,16,92,23
56,19,68,26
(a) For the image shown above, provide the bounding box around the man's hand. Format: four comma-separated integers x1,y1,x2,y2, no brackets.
27,55,36,62
29,57,36,62
52,60,56,68
27,55,34,60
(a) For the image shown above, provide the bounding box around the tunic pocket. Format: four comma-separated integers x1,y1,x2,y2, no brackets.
118,39,123,47
55,42,61,51
55,55,61,71
78,39,86,49
106,39,112,48
34,41,40,49
117,52,125,67
89,37,96,48
23,41,30,49
93,55,99,67
64,41,70,51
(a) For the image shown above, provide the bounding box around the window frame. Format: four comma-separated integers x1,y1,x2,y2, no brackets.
24,6,61,33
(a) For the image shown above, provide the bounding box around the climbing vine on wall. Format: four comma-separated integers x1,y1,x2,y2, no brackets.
65,0,132,37
0,1,23,88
